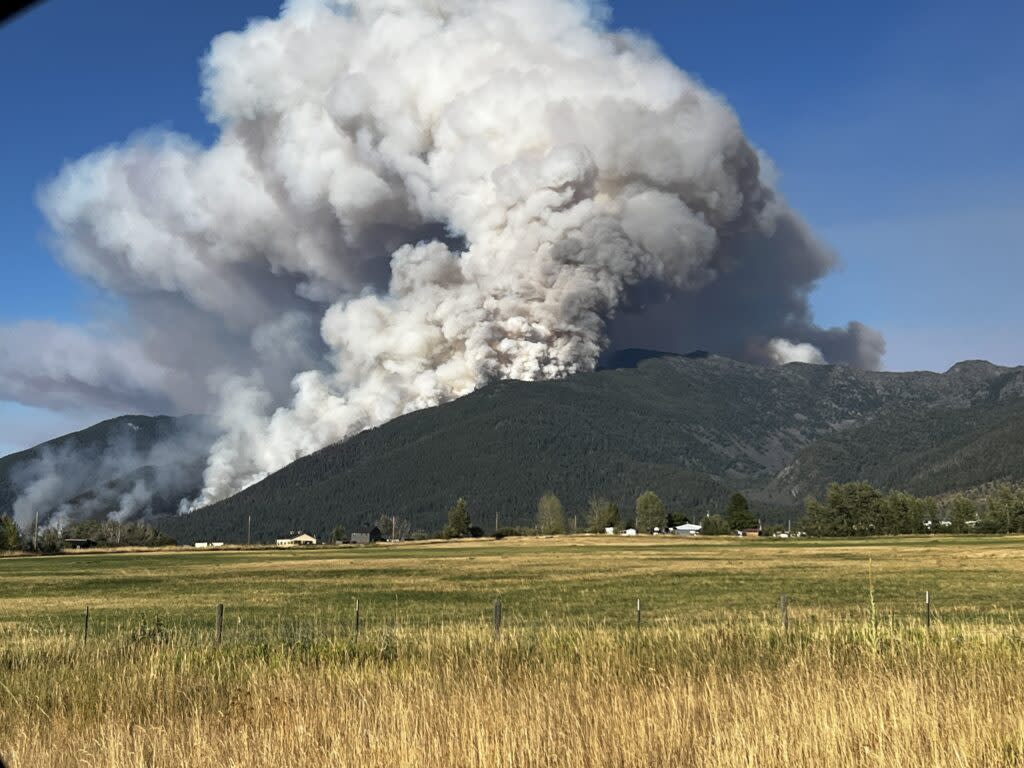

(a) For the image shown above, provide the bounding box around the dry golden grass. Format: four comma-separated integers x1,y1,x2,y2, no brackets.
4,621,1024,767
4,536,1024,766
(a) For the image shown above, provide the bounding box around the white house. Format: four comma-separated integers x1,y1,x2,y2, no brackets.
193,542,209,549
674,523,702,536
622,528,638,536
604,527,616,535
276,533,318,547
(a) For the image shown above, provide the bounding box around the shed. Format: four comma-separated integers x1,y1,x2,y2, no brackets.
350,526,384,545
64,538,97,549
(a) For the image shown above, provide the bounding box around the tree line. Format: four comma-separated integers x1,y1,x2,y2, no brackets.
0,518,175,552
4,481,1024,552
441,490,760,539
803,481,1024,536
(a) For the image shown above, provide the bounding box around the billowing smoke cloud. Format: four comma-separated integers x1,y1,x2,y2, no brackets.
6,0,883,506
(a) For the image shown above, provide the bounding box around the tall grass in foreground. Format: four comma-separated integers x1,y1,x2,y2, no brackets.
3,617,1024,767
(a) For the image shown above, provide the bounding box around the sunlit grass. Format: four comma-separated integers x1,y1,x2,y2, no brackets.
3,536,1024,766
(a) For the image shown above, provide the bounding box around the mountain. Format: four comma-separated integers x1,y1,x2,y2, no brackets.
156,352,1024,543
0,415,206,526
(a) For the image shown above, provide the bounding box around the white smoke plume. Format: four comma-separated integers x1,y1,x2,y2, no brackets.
768,339,827,366
7,0,884,506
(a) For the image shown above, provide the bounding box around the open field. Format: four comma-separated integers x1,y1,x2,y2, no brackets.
3,536,1024,767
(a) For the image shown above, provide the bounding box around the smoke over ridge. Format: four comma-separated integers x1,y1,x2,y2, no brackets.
4,0,883,510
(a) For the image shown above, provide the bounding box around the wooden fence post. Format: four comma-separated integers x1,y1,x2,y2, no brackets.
780,594,789,632
925,591,931,631
354,599,361,639
215,603,224,644
493,598,502,639
83,605,90,642
636,598,641,630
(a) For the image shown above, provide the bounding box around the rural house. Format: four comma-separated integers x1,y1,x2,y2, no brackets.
276,533,318,547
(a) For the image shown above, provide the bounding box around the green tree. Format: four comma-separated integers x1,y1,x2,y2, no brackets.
0,515,20,551
986,483,1024,533
884,491,926,535
802,496,834,537
700,514,731,536
725,492,757,531
635,491,667,533
330,525,346,544
537,492,567,535
586,497,619,532
442,498,471,539
949,495,976,534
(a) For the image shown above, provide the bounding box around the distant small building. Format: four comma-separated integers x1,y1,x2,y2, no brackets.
604,526,616,535
350,527,384,545
276,533,318,547
64,538,97,549
194,542,210,549
622,528,638,536
738,527,761,537
673,523,702,536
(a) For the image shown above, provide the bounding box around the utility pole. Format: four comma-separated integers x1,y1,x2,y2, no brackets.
32,509,38,551
391,515,396,541
495,510,499,535
247,515,251,546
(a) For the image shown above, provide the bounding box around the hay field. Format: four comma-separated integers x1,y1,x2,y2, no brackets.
2,536,1024,767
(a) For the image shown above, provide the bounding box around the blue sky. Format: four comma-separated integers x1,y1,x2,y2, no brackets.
1,0,1021,452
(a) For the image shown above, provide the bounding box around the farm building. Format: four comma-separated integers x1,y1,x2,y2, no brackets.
350,527,384,545
276,533,318,547
63,538,97,549
673,524,702,536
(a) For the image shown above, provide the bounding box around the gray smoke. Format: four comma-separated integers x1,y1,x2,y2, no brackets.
2,0,883,507
9,418,213,529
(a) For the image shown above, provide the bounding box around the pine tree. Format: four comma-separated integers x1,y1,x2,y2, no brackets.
443,498,471,538
725,492,757,531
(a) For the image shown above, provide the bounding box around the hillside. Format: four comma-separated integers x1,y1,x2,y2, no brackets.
157,353,1024,543
0,415,205,526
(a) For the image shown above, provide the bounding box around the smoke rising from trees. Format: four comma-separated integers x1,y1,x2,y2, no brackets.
1,0,883,511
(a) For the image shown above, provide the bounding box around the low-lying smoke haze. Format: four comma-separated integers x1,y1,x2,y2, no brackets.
1,0,883,514
7,417,212,530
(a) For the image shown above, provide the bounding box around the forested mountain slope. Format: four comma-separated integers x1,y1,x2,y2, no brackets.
157,353,1024,543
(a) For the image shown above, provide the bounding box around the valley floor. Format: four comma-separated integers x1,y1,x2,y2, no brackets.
2,536,1024,766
